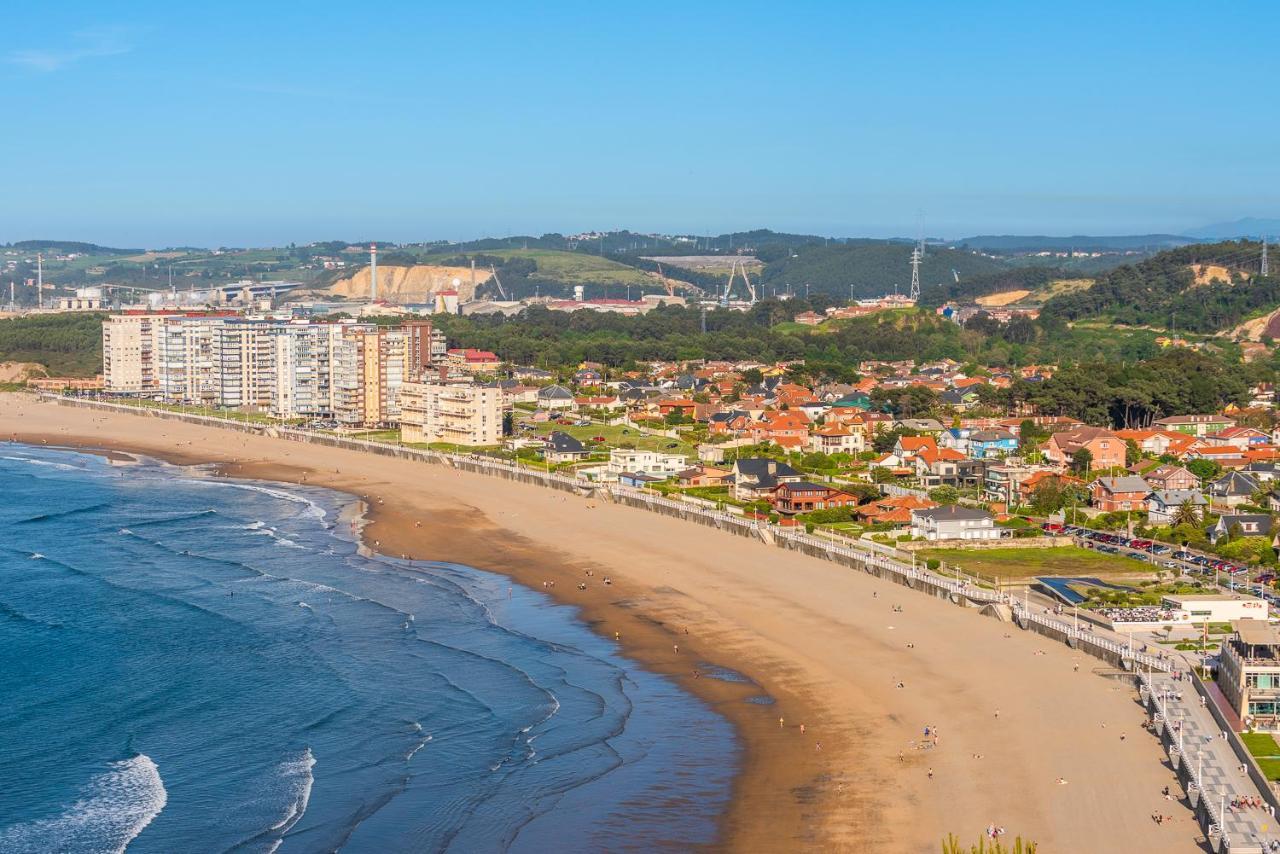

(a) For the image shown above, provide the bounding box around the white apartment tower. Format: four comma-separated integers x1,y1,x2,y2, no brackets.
400,380,504,446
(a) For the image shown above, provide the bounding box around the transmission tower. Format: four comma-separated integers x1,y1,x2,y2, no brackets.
908,247,922,302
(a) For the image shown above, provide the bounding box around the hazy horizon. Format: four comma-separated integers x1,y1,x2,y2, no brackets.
6,2,1280,247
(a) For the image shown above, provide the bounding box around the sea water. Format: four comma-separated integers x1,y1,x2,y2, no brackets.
0,446,737,852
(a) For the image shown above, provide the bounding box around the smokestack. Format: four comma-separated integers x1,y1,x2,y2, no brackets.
37,253,43,309
370,243,378,302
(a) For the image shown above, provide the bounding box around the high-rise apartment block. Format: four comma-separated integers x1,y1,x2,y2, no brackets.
102,313,448,427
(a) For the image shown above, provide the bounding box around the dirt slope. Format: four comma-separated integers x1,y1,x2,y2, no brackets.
327,265,491,303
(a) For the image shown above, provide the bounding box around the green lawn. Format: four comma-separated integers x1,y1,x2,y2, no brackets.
426,248,653,287
914,546,1149,580
1243,733,1280,780
518,419,698,456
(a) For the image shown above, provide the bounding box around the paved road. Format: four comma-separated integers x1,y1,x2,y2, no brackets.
1146,672,1280,851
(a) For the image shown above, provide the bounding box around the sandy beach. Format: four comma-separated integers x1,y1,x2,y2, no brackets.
2,393,1204,852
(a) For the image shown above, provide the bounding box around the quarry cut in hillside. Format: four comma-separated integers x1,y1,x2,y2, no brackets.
326,265,491,303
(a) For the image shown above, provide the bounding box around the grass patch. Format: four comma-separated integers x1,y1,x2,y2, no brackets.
429,248,653,287
914,546,1149,580
517,419,697,456
1243,733,1280,780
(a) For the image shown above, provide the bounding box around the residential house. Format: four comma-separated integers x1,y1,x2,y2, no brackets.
709,410,754,435
675,465,733,487
855,494,937,526
894,435,938,462
537,384,576,410
771,482,859,514
1044,427,1125,470
1209,472,1262,508
656,398,698,418
573,395,622,412
1185,444,1250,469
1207,514,1273,544
896,418,946,434
808,424,865,455
968,429,1018,459
910,506,1000,541
1153,414,1237,437
1205,426,1271,450
1115,429,1186,457
983,467,1080,507
1088,476,1151,512
939,387,981,410
1146,490,1208,525
1143,465,1201,492
732,458,803,501
445,348,501,373
915,447,967,486
748,410,811,449
1244,462,1280,483
542,431,589,464
608,448,688,479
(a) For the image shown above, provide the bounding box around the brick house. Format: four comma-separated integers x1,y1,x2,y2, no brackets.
771,481,859,514
1088,475,1151,512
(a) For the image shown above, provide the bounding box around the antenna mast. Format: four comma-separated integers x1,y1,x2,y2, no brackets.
909,247,922,302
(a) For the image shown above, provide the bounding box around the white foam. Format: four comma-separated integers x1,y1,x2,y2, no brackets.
0,754,167,854
406,735,432,762
267,748,315,836
29,553,43,560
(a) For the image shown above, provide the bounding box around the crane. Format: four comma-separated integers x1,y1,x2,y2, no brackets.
722,259,758,305
489,265,508,300
654,261,676,297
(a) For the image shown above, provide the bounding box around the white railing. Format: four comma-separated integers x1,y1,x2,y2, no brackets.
1139,672,1230,846
43,393,1174,675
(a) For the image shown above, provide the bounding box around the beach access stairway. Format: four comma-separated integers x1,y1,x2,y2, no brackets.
1140,672,1280,853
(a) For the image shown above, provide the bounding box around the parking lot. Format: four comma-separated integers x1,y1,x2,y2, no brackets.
1041,522,1280,606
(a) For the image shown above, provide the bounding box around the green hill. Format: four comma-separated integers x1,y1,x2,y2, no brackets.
1040,240,1274,332
756,242,1009,299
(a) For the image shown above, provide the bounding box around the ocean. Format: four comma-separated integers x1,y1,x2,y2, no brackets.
0,445,737,852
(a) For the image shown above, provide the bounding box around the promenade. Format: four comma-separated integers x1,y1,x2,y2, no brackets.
1143,672,1280,853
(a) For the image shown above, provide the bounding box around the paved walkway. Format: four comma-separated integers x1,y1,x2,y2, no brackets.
1146,672,1280,851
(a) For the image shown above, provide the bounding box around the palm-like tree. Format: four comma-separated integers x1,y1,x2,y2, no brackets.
1172,498,1202,528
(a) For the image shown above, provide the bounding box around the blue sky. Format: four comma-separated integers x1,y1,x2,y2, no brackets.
4,1,1279,247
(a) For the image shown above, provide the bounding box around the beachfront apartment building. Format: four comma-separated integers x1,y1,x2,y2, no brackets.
1217,620,1280,732
399,380,505,446
103,314,448,426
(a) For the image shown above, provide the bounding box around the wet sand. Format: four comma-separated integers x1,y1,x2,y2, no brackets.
2,394,1204,852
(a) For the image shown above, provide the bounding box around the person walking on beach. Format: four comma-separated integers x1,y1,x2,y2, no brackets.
779,717,785,729
927,767,933,780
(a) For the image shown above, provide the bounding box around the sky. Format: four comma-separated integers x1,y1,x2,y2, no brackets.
4,1,1280,248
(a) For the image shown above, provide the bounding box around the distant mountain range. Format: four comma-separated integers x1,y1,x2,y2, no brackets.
953,234,1195,252
1182,217,1280,240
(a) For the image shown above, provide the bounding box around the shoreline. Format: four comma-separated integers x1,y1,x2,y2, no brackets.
4,394,1204,852
16,437,837,849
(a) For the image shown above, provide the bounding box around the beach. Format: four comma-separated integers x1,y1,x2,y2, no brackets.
2,393,1202,852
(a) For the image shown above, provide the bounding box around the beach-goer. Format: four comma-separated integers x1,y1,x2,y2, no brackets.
927,767,933,780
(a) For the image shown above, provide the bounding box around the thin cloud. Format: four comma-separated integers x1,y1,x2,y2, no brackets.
8,27,137,72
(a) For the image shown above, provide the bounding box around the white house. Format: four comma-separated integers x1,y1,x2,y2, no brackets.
1146,489,1208,525
607,449,688,479
910,506,1001,541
